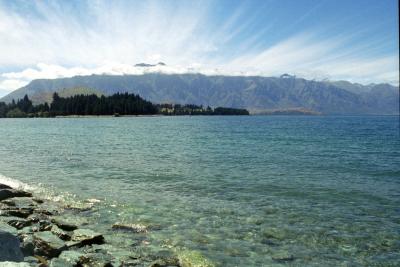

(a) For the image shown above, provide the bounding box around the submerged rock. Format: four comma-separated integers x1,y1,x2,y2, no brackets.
67,229,104,247
262,227,287,241
112,223,149,233
177,250,215,267
0,189,32,201
149,250,180,267
33,231,67,258
0,230,24,262
271,251,295,262
64,201,94,211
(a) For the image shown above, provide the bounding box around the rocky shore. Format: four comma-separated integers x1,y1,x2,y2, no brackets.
0,183,210,267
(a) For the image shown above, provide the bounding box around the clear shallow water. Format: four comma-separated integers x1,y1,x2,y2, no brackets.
0,116,399,266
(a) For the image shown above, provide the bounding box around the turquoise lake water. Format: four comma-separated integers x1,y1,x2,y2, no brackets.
0,116,399,266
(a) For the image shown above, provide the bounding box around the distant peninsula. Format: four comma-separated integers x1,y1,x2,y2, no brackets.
0,93,249,118
254,108,322,115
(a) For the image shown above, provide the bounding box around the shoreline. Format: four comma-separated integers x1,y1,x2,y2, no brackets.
0,182,214,267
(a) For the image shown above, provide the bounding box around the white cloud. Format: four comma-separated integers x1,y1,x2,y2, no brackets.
0,79,27,91
0,0,398,97
0,79,28,97
224,33,399,85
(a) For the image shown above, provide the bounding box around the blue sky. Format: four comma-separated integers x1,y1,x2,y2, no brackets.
0,0,398,97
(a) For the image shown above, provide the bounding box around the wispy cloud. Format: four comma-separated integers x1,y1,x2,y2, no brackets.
225,32,399,84
0,0,398,97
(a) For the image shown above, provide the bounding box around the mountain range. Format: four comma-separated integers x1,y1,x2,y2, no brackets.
1,73,398,115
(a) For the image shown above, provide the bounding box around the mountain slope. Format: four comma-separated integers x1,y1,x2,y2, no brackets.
1,73,398,114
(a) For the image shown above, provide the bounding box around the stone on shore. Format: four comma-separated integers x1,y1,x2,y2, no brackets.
33,231,67,258
49,257,74,267
58,250,84,265
51,224,71,241
1,197,37,208
0,230,24,262
0,189,32,201
0,208,32,218
19,234,35,257
0,184,13,189
51,215,87,231
1,198,36,218
68,229,104,247
7,218,32,230
0,221,18,235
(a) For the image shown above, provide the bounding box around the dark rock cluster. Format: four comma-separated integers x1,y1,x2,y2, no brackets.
0,184,182,267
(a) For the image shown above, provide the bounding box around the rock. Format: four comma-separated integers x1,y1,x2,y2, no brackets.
64,201,94,211
112,223,149,233
32,198,44,204
28,213,53,231
1,197,37,208
49,257,74,267
149,251,180,267
271,251,294,262
87,244,138,265
0,221,18,235
0,216,31,230
0,183,13,189
0,207,33,218
19,234,35,257
7,218,32,229
18,226,35,236
68,229,104,247
51,216,86,231
51,224,71,241
33,231,67,258
78,252,114,267
177,250,215,267
23,256,40,265
1,209,32,219
37,201,62,216
28,212,50,223
0,230,24,262
262,227,286,240
58,250,84,265
0,262,31,267
0,189,32,201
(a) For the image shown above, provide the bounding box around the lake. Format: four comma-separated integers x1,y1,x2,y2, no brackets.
0,116,399,266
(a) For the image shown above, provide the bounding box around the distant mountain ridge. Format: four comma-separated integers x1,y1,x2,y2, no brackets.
1,73,398,115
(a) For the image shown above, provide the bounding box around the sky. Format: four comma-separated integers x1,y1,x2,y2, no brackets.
0,0,398,97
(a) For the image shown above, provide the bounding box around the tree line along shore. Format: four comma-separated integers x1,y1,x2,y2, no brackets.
0,93,249,118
